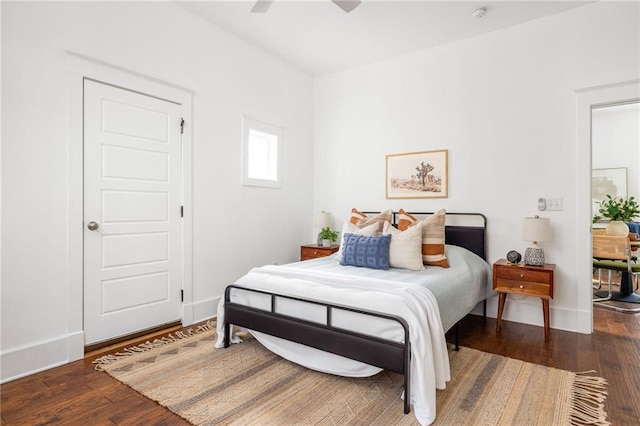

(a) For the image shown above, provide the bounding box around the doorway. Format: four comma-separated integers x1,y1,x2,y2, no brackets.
591,102,640,312
576,80,640,333
83,79,184,345
66,52,193,361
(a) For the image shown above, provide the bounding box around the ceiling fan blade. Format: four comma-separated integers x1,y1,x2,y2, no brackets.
251,0,274,13
331,0,362,13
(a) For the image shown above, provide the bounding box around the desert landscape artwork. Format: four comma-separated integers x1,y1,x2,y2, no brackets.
386,150,448,199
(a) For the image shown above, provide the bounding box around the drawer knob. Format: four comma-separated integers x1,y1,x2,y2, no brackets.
519,285,524,289
313,251,318,255
520,274,524,278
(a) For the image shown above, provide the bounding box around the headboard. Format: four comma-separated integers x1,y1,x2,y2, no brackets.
363,211,487,261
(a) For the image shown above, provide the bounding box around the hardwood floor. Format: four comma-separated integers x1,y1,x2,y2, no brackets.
2,308,639,425
458,307,640,425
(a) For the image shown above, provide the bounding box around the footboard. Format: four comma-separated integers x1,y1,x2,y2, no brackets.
223,284,412,414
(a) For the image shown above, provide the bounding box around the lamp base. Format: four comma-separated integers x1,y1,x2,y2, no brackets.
524,247,545,266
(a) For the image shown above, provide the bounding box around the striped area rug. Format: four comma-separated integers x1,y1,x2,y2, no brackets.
95,323,609,425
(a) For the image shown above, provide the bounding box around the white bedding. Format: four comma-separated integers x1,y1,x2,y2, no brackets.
282,245,494,331
215,245,493,425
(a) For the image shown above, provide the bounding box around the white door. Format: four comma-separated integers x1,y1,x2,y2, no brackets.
83,79,183,345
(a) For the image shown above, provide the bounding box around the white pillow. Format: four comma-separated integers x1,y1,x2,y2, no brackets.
336,221,379,262
383,220,425,271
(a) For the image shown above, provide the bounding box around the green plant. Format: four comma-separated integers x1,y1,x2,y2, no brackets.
318,227,339,242
593,195,640,223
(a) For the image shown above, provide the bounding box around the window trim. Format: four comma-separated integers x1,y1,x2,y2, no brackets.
241,115,283,189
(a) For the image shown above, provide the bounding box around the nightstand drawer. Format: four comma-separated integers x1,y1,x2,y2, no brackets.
494,278,550,297
492,259,555,340
494,267,552,285
300,245,338,261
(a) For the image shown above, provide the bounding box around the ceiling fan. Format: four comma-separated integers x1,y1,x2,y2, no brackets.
251,0,362,14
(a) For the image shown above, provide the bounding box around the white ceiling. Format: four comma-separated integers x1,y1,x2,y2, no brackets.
178,1,590,76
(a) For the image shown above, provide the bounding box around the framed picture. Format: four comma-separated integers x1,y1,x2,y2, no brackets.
592,167,627,213
386,149,448,199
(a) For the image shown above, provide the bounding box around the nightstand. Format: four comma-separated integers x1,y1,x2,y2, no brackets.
300,244,339,261
492,259,555,340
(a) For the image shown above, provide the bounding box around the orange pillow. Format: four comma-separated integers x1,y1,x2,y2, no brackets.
397,209,449,267
349,209,392,234
397,209,417,231
421,209,449,268
349,208,368,225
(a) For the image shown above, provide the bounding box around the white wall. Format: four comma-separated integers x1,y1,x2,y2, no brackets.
1,2,313,381
313,2,640,332
592,103,640,204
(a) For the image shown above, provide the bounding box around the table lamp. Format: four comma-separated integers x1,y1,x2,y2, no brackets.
523,215,551,266
314,211,331,245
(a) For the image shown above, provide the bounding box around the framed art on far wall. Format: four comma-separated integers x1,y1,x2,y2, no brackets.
592,167,627,212
386,149,448,199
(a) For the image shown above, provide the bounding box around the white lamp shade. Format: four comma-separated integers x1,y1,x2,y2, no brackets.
313,211,331,229
523,216,551,242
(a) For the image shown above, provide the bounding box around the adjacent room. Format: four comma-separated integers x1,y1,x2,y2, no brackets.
2,1,639,424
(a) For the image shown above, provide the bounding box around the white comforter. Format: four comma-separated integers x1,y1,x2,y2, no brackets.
215,264,450,426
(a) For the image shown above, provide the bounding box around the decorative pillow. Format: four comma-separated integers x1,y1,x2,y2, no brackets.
349,209,393,234
349,208,368,225
397,209,417,231
339,233,391,270
336,221,379,261
383,221,424,271
421,209,449,268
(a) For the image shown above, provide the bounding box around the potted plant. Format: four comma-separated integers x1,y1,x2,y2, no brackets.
593,195,640,236
318,227,339,247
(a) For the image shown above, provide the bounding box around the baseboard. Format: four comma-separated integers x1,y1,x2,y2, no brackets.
494,295,588,334
1,297,220,384
1,335,70,383
191,296,220,325
470,298,497,318
0,294,589,384
571,308,593,334
67,330,85,361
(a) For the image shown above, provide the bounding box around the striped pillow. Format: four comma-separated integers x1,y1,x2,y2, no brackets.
397,209,417,231
421,209,449,268
349,209,392,234
349,208,368,225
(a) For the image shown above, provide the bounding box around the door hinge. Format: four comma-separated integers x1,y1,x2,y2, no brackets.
180,118,185,134
181,289,184,302
180,205,184,217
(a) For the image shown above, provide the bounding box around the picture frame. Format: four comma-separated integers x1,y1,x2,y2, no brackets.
386,149,448,199
592,167,627,213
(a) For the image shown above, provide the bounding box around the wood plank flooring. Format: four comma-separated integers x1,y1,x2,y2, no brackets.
2,308,639,425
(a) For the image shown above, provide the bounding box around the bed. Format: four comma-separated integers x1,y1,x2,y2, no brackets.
215,211,492,425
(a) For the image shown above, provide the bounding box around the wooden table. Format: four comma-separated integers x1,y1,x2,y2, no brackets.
300,244,339,261
493,259,555,340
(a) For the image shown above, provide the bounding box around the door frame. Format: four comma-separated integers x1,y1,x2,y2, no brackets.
575,79,639,334
65,51,193,361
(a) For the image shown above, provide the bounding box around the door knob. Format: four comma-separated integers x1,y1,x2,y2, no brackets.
87,221,100,231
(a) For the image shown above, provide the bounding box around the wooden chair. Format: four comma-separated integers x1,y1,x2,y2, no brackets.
591,228,609,290
592,232,639,290
631,233,640,290
592,235,640,312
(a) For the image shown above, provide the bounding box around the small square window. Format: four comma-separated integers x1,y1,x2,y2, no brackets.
241,116,283,188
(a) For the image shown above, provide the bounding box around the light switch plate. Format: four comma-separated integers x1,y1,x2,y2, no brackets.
547,198,563,211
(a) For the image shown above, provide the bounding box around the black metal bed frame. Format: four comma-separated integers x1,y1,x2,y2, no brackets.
223,212,487,416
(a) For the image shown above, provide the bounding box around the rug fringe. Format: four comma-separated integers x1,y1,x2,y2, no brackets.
92,320,216,371
569,371,611,426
